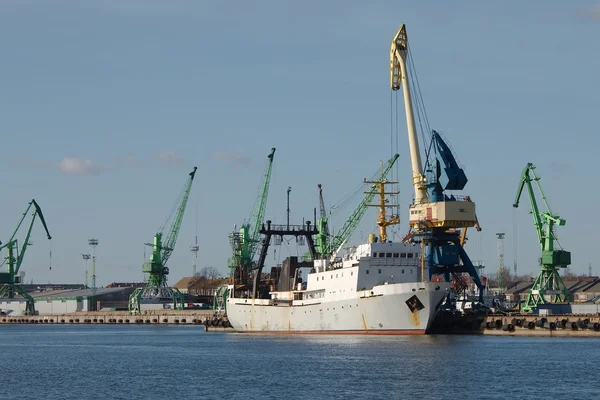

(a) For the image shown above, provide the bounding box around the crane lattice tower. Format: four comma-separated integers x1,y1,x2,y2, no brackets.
497,233,505,291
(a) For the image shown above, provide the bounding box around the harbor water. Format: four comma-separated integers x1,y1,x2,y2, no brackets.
1,325,599,399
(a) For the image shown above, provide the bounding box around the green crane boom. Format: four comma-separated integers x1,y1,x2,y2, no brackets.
246,148,276,262
513,162,571,312
228,148,276,280
315,184,330,257
0,199,51,315
328,154,399,261
129,166,197,313
161,167,198,267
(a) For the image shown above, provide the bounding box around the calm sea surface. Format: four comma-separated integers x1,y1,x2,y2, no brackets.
1,325,598,400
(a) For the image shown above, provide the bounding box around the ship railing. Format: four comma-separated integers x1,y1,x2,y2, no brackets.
369,258,420,267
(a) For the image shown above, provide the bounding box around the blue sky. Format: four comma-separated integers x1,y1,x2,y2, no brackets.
1,0,598,286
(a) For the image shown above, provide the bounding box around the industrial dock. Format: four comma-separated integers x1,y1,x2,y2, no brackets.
0,309,233,330
1,19,597,338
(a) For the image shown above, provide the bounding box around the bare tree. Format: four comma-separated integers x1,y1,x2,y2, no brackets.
199,266,219,280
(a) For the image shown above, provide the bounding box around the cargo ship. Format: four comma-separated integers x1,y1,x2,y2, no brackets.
223,153,451,334
225,238,451,334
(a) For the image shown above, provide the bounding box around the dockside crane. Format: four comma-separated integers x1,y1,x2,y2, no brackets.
314,184,330,257
227,148,276,286
129,166,197,313
513,162,571,312
214,148,275,315
390,24,484,302
0,199,51,315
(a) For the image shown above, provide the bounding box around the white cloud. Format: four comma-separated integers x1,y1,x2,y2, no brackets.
154,152,188,167
210,151,250,166
122,155,139,166
578,4,600,20
57,157,103,175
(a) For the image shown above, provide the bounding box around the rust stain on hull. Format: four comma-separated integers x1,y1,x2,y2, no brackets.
412,310,420,326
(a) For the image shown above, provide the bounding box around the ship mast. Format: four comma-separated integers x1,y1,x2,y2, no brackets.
364,161,400,243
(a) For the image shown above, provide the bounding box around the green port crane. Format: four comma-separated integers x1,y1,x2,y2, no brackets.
326,154,399,262
129,166,198,313
228,148,276,284
315,184,329,257
0,200,51,315
513,162,571,312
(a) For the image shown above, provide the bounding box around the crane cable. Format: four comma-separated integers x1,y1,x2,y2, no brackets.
159,181,187,233
406,43,432,163
329,163,390,214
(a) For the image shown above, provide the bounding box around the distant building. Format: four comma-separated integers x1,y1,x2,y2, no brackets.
105,282,146,289
173,276,229,296
173,277,201,294
503,277,600,304
0,286,137,315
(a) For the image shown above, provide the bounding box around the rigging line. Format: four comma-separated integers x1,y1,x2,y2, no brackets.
407,44,432,164
159,182,187,233
407,42,432,136
406,50,428,161
394,90,401,223
331,165,387,212
330,180,365,211
390,90,394,162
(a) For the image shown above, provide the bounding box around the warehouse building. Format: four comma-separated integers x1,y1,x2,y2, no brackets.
0,286,137,315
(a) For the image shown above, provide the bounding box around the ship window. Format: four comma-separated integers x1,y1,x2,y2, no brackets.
407,253,414,258
401,253,407,258
373,253,377,257
351,271,353,276
402,269,405,274
331,275,333,279
393,253,399,258
336,274,338,278
386,253,392,258
410,269,413,274
379,253,385,257
378,269,382,274
366,270,370,274
316,277,319,281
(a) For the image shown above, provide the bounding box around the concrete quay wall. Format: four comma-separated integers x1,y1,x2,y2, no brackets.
462,314,600,338
0,310,233,330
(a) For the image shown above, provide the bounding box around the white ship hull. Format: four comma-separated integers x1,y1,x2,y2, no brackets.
227,281,451,334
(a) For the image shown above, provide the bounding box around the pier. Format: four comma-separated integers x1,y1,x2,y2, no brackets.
0,310,234,331
432,311,600,338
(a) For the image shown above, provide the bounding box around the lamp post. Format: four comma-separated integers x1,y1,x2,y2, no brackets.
88,239,98,311
82,254,91,287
